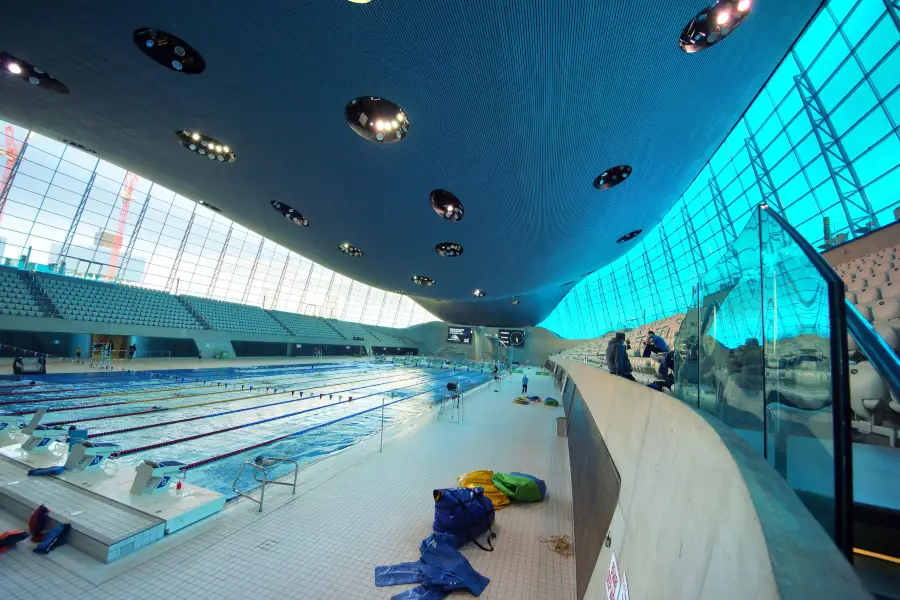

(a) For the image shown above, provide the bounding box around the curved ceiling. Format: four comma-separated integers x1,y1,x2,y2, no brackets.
0,0,821,326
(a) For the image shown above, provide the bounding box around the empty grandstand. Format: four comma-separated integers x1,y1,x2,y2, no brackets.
179,296,289,336
39,272,203,329
268,310,343,339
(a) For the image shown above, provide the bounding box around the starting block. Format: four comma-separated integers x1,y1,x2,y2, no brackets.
130,459,185,496
65,441,119,471
21,426,67,452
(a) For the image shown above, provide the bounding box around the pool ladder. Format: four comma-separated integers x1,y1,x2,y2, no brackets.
232,457,299,512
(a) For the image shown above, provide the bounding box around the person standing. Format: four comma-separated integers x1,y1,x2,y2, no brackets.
74,345,82,359
521,373,529,394
198,349,203,361
606,332,635,381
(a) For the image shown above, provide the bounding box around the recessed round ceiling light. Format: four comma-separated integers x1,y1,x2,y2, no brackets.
617,229,643,243
133,28,205,74
346,96,409,143
679,0,751,53
412,275,435,287
593,165,632,190
338,242,364,257
392,288,407,295
434,242,463,257
175,130,236,163
270,201,309,227
0,51,69,94
512,299,520,305
430,190,464,221
348,0,372,3
472,289,486,298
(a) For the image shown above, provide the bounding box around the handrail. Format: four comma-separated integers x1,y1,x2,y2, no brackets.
845,299,900,402
232,457,299,512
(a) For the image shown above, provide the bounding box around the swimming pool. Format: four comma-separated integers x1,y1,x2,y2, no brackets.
0,361,490,497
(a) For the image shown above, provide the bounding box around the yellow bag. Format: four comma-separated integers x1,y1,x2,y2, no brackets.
457,470,510,510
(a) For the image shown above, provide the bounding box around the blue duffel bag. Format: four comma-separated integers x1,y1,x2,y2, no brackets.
432,487,496,551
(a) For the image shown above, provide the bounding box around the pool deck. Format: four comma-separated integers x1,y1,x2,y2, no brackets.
0,365,575,600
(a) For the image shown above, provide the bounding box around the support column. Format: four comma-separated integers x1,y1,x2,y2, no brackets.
681,205,706,277
0,140,29,222
270,255,291,310
164,206,197,293
240,239,265,305
708,176,741,281
57,161,100,266
745,133,786,213
206,224,233,296
116,183,154,283
659,224,691,312
794,69,877,236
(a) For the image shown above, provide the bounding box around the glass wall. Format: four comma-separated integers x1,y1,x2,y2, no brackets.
542,0,900,338
0,122,437,328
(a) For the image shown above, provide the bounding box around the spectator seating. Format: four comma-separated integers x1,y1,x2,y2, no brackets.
180,296,289,336
36,273,202,329
270,310,343,339
0,266,44,317
325,319,371,340
365,325,412,347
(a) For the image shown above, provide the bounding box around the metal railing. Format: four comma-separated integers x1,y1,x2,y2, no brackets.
232,457,299,512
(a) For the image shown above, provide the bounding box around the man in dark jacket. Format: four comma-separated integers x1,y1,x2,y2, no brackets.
606,332,635,381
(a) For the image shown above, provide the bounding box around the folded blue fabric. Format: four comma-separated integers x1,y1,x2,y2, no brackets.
375,533,490,599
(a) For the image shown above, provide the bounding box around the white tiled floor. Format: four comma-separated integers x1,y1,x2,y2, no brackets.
0,367,575,600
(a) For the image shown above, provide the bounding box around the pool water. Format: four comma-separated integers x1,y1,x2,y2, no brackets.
0,361,489,497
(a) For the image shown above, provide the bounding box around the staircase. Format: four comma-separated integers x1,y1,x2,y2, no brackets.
264,310,295,335
175,296,212,329
16,271,60,318
323,320,345,339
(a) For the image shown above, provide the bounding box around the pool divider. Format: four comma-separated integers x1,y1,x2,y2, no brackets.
42,366,412,427
4,364,400,416
0,362,391,406
115,369,474,458
84,369,446,437
179,370,488,472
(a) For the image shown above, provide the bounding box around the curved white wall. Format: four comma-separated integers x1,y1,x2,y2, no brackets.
556,358,869,600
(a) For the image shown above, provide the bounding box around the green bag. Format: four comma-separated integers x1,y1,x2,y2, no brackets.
491,472,545,502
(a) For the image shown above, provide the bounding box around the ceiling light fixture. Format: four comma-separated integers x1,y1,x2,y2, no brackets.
430,189,464,221
175,130,236,163
412,275,435,287
472,289,486,298
617,229,643,243
512,299,520,305
338,243,364,257
270,201,309,227
434,242,464,257
133,28,206,74
346,96,409,143
680,0,752,53
392,288,407,295
593,165,632,190
0,51,69,94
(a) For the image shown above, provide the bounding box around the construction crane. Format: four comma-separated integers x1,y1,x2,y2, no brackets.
0,125,24,227
106,171,140,280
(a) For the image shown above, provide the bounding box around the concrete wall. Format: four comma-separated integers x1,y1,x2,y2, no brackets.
554,358,870,600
